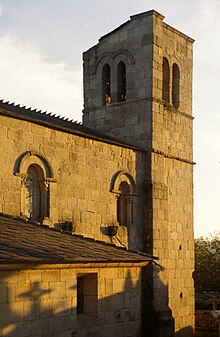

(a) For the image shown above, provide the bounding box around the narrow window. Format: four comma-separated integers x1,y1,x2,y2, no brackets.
117,61,126,102
102,64,111,106
172,63,180,109
25,164,49,222
117,181,131,226
77,274,98,316
162,57,170,102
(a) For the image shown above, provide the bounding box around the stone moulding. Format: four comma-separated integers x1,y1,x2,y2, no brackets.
110,170,136,195
13,150,56,182
94,49,135,74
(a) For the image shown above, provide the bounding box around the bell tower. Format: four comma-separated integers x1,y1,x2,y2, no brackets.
83,10,195,337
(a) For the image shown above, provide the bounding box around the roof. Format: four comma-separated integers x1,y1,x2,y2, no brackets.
0,214,154,265
0,100,141,151
99,9,194,44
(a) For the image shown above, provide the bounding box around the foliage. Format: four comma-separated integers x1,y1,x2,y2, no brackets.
194,233,220,293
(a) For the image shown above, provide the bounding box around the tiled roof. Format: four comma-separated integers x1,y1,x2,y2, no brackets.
0,100,141,151
0,214,154,265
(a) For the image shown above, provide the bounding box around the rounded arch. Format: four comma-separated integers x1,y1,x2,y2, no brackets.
110,170,136,194
113,49,135,65
172,63,180,109
102,63,111,106
162,57,170,102
25,164,44,221
95,49,135,73
117,61,126,102
14,151,54,180
95,54,113,75
14,152,52,223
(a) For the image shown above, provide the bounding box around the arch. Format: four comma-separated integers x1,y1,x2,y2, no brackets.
95,49,135,73
25,164,44,221
110,170,136,229
117,61,126,102
102,63,111,106
113,49,135,64
162,57,170,102
172,63,180,109
117,181,130,226
14,151,52,223
110,170,136,194
14,151,54,180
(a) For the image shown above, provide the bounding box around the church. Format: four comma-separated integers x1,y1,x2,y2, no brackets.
0,10,194,337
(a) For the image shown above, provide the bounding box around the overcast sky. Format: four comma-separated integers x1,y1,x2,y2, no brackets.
0,0,219,238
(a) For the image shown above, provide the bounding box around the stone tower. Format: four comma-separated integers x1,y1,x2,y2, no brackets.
83,10,194,337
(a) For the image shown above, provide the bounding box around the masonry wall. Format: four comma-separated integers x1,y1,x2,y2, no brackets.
0,264,143,337
0,113,148,251
82,10,195,336
83,11,154,150
150,13,195,335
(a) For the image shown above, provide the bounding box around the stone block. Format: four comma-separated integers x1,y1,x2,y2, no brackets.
103,293,125,312
53,299,71,316
105,279,113,295
60,269,76,282
31,318,49,336
113,279,125,293
103,323,123,337
15,284,31,301
27,271,42,283
24,300,39,320
42,270,61,283
0,302,24,323
125,291,137,308
66,280,76,298
0,283,6,303
40,299,53,318
49,282,66,299
49,316,69,334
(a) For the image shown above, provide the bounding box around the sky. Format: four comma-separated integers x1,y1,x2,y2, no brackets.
0,0,219,238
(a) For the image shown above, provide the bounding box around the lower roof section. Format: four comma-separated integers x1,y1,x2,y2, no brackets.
0,214,155,266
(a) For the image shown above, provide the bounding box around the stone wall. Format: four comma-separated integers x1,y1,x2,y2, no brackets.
82,11,154,150
82,10,195,336
0,113,149,251
151,13,194,334
0,264,143,337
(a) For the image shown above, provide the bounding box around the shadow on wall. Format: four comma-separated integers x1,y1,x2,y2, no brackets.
142,264,174,337
1,267,142,337
0,265,194,337
175,326,194,336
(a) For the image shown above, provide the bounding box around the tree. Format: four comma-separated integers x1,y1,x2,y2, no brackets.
194,233,220,293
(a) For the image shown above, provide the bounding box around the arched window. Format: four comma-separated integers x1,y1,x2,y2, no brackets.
172,63,180,109
110,171,135,228
102,64,111,106
162,57,170,102
110,171,137,249
14,151,53,223
25,165,41,221
117,181,131,226
117,61,126,102
24,164,49,222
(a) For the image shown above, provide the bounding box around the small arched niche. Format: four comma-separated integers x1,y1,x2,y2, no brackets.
172,63,180,109
25,164,47,222
14,151,54,223
117,61,126,102
162,57,170,102
102,63,111,106
110,170,136,228
117,181,130,226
